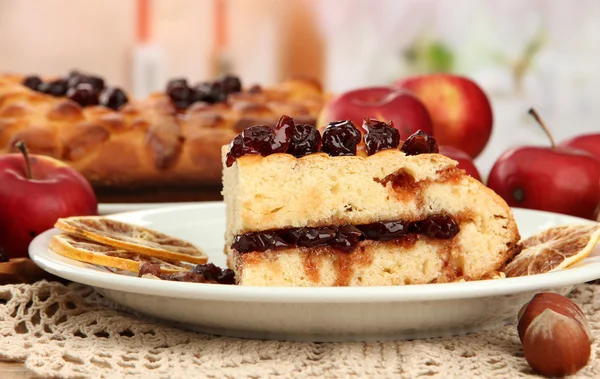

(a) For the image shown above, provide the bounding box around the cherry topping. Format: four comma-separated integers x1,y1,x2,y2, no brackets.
22,76,42,91
226,124,290,167
245,125,289,154
226,135,249,167
100,87,129,110
67,83,100,107
193,81,228,103
166,78,188,91
166,80,193,109
164,75,241,109
321,120,362,156
400,130,439,156
67,71,105,92
274,114,295,148
220,74,242,94
414,215,459,239
39,79,69,97
287,123,322,158
363,118,400,155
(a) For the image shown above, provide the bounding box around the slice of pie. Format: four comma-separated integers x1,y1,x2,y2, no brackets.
221,116,521,286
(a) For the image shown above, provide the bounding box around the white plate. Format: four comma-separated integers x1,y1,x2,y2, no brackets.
29,202,600,342
98,202,203,215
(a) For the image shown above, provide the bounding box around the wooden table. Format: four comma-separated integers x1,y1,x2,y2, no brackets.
0,362,36,379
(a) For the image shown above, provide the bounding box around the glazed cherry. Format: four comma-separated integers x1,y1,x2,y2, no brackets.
321,120,362,156
287,123,322,158
243,125,287,154
226,125,290,166
67,83,100,107
220,74,242,94
167,81,193,109
415,215,459,239
273,114,294,151
193,81,228,104
358,220,409,241
39,79,69,97
22,76,42,91
166,78,188,91
401,130,439,156
67,71,105,92
100,87,129,110
226,135,249,167
363,118,400,155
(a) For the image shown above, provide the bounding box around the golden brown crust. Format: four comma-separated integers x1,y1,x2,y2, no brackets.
223,149,521,286
0,75,328,189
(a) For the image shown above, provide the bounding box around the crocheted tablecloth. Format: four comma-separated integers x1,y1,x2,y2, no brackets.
1,281,599,379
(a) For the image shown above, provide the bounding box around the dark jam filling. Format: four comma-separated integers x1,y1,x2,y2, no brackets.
232,214,459,254
225,115,439,167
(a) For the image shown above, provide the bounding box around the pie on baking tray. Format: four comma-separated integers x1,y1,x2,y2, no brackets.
0,70,328,202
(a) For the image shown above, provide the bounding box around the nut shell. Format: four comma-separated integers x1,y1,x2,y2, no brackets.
517,292,592,343
522,308,591,377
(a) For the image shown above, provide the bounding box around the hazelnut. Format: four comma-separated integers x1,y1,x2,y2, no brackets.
518,292,593,377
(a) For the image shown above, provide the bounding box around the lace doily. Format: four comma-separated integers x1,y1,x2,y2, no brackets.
1,281,600,379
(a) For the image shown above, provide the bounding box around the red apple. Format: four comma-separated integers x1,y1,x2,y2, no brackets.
438,145,482,181
559,133,600,161
0,142,98,259
395,74,493,158
487,109,600,220
316,86,434,137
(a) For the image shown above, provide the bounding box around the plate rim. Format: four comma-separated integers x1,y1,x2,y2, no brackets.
30,203,600,304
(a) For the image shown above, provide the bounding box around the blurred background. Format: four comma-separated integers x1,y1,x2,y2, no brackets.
1,0,599,175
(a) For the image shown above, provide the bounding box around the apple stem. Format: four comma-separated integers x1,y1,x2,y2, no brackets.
15,141,33,179
528,108,556,148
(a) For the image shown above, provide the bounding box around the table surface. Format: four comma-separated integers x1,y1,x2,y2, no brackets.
0,362,36,379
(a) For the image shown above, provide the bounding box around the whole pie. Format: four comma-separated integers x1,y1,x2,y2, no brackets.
0,71,328,201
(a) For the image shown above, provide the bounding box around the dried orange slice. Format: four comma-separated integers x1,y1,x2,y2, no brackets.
54,216,208,264
49,234,196,274
503,224,600,277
